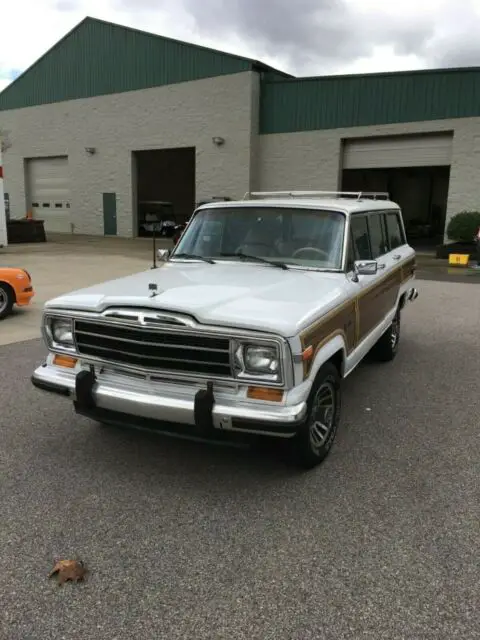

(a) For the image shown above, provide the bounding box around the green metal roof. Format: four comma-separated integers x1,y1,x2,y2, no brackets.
260,67,480,133
0,17,291,111
2,15,480,135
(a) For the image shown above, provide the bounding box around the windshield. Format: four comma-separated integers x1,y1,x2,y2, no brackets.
171,206,346,270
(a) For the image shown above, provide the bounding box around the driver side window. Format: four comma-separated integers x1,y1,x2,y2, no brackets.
348,216,372,270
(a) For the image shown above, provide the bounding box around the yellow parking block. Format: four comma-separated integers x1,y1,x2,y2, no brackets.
448,253,470,267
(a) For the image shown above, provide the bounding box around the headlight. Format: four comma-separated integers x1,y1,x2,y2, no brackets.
46,317,74,348
244,346,279,374
233,342,282,382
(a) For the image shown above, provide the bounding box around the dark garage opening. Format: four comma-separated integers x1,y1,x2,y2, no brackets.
134,147,196,238
342,166,450,248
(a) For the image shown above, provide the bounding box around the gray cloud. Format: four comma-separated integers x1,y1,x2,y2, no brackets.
419,1,480,69
53,0,78,10
59,0,480,75
113,0,436,74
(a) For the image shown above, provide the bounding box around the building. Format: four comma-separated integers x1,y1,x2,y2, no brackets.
1,17,480,244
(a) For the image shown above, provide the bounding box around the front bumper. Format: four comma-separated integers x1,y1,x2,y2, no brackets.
16,288,35,306
31,363,307,438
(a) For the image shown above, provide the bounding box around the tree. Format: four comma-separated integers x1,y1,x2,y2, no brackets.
446,210,480,243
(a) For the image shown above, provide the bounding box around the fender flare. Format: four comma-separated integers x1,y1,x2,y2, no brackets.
305,333,347,382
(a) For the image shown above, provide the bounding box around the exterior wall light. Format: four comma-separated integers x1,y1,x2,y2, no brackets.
85,147,96,155
212,136,225,146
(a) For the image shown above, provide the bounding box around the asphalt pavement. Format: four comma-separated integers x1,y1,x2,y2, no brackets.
0,278,479,640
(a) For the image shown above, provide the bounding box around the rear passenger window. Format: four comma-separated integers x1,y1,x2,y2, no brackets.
368,213,388,258
385,212,405,249
350,216,372,261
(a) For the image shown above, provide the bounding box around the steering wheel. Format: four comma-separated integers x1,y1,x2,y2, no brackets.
235,242,279,256
292,246,329,260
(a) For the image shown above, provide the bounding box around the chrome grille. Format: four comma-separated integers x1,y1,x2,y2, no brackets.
73,320,232,377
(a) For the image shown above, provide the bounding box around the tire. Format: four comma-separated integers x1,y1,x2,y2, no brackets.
291,361,342,470
0,283,14,320
371,308,401,362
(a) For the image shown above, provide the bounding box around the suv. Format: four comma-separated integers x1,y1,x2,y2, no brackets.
31,191,418,469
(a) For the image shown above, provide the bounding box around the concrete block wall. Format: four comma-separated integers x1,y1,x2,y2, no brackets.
3,68,480,242
0,71,259,237
258,117,480,241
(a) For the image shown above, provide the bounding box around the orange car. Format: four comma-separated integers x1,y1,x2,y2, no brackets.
0,267,35,319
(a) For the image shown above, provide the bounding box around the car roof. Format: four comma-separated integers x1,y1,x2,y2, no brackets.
196,192,400,216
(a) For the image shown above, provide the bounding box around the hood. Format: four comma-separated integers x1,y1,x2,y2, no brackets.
45,262,347,337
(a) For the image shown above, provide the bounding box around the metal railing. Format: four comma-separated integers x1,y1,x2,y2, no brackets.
242,190,390,201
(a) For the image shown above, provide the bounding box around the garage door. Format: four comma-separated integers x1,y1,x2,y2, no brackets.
27,156,71,233
343,133,453,170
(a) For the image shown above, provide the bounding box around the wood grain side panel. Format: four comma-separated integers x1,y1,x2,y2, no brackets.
300,300,356,377
299,261,410,380
401,256,416,283
358,268,402,342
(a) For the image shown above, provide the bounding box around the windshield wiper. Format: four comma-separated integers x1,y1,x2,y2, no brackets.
220,252,289,270
173,253,216,264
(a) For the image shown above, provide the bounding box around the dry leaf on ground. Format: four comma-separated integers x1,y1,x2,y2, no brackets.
48,559,87,586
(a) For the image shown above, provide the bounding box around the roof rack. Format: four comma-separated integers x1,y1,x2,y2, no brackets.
242,190,390,201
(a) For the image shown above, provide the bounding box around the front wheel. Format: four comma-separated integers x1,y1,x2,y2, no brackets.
371,308,401,362
292,362,342,470
0,283,14,320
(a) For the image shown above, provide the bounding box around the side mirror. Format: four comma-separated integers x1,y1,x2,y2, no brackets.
172,223,186,247
157,248,170,262
354,260,378,276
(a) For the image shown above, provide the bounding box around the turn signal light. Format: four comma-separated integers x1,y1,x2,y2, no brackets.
53,354,77,369
302,345,314,361
247,386,284,402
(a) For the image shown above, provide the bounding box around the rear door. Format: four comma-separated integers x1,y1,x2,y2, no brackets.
382,208,415,282
366,211,400,323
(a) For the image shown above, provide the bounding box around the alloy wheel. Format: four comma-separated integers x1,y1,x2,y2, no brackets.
0,289,7,314
309,381,336,452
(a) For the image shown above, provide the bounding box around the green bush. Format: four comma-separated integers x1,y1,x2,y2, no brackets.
446,210,480,242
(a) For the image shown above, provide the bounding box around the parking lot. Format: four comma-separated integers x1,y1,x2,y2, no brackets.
0,235,161,346
1,239,479,639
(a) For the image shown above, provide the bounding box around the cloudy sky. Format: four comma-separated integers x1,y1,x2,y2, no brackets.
1,0,480,91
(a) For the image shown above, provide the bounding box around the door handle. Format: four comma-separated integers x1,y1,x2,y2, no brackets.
378,263,386,269
392,254,401,261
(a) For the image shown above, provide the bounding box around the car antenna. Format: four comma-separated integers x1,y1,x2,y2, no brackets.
151,222,157,269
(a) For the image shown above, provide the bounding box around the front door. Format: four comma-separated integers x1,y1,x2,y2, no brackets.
103,192,117,236
349,213,386,346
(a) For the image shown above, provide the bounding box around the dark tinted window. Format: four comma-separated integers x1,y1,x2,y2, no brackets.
346,234,356,271
350,216,371,261
385,212,405,250
368,213,388,258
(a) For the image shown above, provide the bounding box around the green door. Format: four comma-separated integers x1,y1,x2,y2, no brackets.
103,192,117,236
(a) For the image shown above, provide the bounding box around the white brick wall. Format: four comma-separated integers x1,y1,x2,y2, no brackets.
259,118,480,241
3,70,480,242
0,71,258,236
